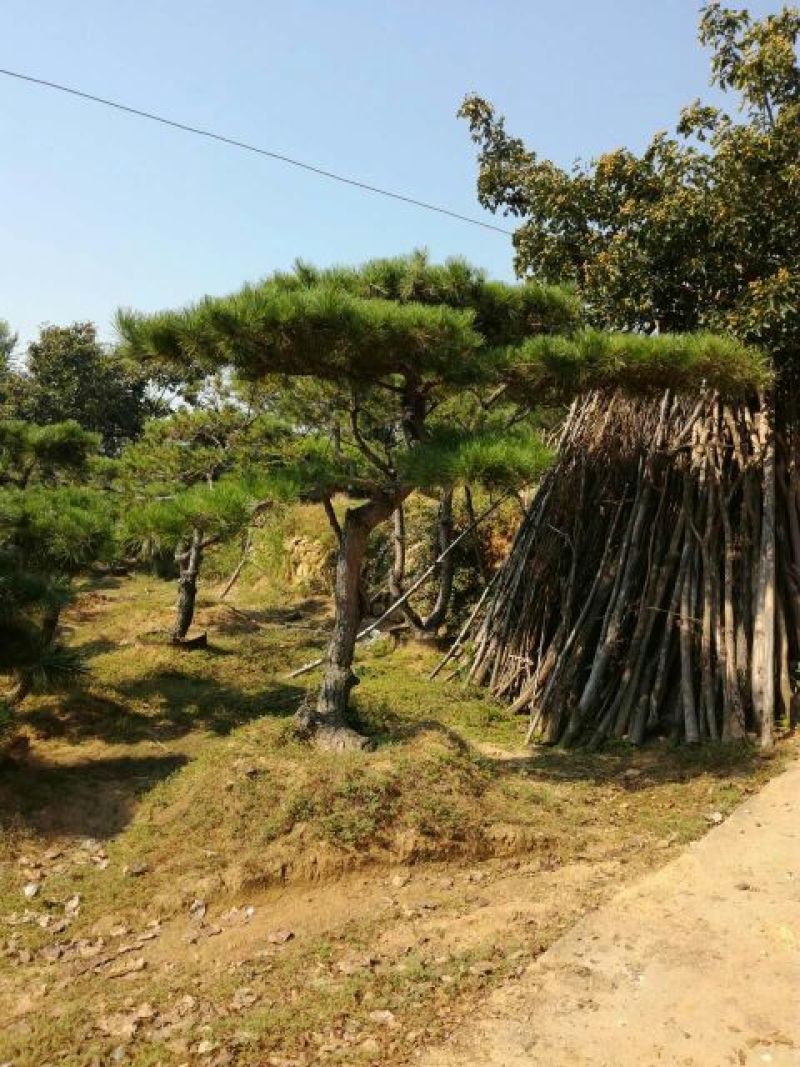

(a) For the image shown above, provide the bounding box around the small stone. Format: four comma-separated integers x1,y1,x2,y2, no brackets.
189,899,207,921
656,832,679,850
22,882,41,900
391,873,411,889
196,1039,217,1056
468,960,495,977
123,862,149,877
64,894,81,917
267,929,294,945
104,957,146,978
706,811,724,825
231,987,259,1010
177,993,197,1014
368,1009,398,1027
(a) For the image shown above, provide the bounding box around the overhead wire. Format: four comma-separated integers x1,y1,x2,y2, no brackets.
0,67,513,237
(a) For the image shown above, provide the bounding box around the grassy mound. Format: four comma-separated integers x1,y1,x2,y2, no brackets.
111,721,517,902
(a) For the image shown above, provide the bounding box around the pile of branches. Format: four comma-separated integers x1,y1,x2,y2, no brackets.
459,390,798,747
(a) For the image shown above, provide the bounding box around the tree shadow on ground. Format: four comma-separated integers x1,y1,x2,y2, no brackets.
366,709,773,786
0,751,188,839
22,675,306,746
209,598,330,638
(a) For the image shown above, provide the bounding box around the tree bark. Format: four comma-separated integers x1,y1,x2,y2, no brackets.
301,492,408,749
753,390,776,750
172,527,203,643
388,488,457,638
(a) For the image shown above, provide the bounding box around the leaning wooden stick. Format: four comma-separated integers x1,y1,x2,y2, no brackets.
429,568,500,680
286,493,511,680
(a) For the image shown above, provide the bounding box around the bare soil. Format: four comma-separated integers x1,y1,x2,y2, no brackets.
421,757,800,1067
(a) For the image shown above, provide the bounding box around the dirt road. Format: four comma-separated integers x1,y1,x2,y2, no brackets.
422,758,800,1067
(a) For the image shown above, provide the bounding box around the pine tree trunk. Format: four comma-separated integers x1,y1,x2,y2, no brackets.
302,493,407,749
388,487,456,638
172,528,203,643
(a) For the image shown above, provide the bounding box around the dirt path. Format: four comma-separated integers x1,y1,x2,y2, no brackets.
421,758,800,1067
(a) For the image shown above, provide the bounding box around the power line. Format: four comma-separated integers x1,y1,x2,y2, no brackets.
0,66,513,237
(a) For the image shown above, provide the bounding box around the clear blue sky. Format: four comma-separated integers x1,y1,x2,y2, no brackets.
0,0,776,347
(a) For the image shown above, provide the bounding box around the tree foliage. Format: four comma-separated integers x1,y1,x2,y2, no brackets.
459,3,800,366
0,421,112,698
2,323,162,454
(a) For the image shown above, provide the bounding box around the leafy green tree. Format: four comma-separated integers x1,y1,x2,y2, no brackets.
459,4,800,358
0,320,17,366
118,254,761,750
3,323,163,454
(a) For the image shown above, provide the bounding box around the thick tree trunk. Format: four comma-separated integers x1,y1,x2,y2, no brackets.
458,389,794,748
172,528,203,643
300,492,408,749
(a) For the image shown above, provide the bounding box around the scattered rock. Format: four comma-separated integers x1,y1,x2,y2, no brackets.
231,987,259,1011
177,993,197,1014
196,1039,217,1056
22,882,41,900
657,832,680,850
64,894,81,917
123,862,149,878
104,957,146,978
267,929,294,945
136,927,160,943
468,960,495,977
189,899,207,921
706,811,724,825
368,1009,398,1028
98,1013,138,1040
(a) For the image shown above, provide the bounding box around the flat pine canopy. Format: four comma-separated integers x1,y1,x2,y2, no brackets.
118,256,766,401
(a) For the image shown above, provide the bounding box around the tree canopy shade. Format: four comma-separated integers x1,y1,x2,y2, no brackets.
117,254,766,749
